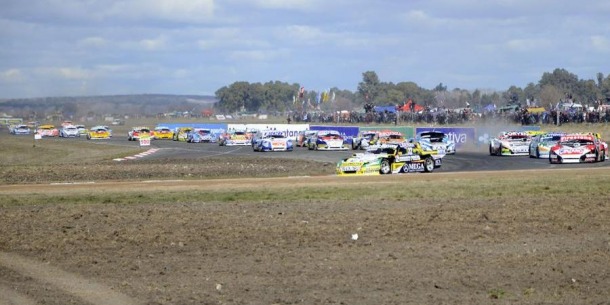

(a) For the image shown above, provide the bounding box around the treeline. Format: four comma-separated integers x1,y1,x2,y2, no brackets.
0,94,216,120
215,68,610,113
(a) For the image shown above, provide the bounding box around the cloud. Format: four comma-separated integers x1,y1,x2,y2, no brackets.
2,0,215,24
0,69,25,82
196,27,270,50
590,35,610,52
78,37,108,48
506,38,552,52
105,0,215,23
32,67,92,80
139,36,167,51
228,49,289,62
249,0,316,10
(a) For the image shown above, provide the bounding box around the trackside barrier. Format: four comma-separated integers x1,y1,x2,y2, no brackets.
415,127,476,150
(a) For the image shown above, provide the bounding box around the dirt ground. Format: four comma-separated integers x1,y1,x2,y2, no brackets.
1,163,610,305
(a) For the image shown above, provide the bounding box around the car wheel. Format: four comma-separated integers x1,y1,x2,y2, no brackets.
380,159,391,174
423,157,435,172
496,147,503,156
602,150,606,162
536,148,540,158
489,145,494,156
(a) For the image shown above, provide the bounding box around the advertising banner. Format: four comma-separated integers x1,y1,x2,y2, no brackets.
415,127,476,149
228,124,309,140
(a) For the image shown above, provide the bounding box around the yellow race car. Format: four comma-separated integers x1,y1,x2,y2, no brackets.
87,126,111,140
337,143,442,175
172,127,193,142
153,126,174,140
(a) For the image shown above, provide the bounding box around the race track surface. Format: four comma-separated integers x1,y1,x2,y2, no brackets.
103,136,610,172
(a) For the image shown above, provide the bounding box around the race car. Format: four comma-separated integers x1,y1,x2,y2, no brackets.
583,132,608,158
415,131,456,155
376,130,408,146
295,130,318,147
75,125,88,135
308,130,349,151
489,131,532,156
529,132,565,158
86,126,111,140
36,124,59,137
172,127,192,142
186,128,217,143
60,121,74,128
549,134,606,164
59,125,80,137
219,130,252,146
252,130,294,152
351,130,378,150
152,126,174,140
9,124,31,135
336,143,441,175
128,126,153,141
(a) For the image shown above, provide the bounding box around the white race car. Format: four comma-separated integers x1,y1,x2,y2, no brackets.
252,130,294,152
10,124,31,135
489,131,531,156
415,131,455,155
59,125,80,137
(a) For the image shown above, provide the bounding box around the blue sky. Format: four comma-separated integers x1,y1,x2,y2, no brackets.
1,0,609,99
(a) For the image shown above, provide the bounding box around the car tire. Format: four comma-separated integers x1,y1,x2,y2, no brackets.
380,159,391,174
489,145,494,156
423,157,435,172
536,148,540,158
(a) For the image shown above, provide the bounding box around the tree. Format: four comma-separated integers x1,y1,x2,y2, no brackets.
503,86,524,105
357,71,381,104
539,85,563,109
523,82,539,105
539,68,579,100
433,83,447,92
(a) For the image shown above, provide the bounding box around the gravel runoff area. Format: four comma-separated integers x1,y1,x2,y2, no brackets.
1,159,610,305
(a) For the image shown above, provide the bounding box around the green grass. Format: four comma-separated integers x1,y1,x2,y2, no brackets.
0,133,144,166
3,172,610,206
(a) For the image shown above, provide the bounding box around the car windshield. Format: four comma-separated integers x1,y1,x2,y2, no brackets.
561,139,594,146
507,135,529,141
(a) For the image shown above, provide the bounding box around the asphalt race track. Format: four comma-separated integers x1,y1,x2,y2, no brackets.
88,135,610,173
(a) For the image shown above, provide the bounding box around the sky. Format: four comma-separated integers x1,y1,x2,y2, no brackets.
1,0,610,99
